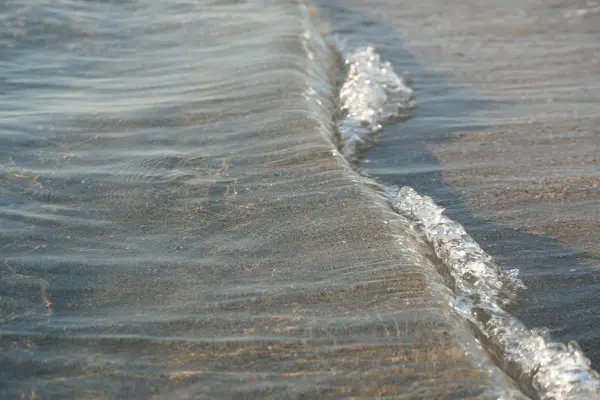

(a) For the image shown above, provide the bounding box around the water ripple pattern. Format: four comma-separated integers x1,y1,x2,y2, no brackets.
333,42,600,399
393,187,600,400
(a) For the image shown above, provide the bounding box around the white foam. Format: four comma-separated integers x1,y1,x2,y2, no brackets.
336,45,415,157
393,186,525,307
392,187,600,399
330,33,600,400
565,6,600,19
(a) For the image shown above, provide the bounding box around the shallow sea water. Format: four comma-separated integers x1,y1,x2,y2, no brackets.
1,0,599,398
318,0,600,371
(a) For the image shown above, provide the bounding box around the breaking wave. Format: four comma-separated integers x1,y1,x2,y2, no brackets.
393,187,600,399
330,40,600,399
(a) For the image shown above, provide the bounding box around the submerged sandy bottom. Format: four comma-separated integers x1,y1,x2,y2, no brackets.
1,0,529,397
320,0,600,372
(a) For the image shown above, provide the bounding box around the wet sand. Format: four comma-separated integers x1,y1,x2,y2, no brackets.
319,0,600,371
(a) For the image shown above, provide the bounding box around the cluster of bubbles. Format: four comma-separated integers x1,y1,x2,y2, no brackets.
330,35,600,399
393,186,600,400
337,45,415,157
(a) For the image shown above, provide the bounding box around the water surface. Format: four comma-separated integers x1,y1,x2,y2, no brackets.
1,0,599,398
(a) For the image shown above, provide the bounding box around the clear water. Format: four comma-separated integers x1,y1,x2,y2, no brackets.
332,39,599,398
1,0,599,398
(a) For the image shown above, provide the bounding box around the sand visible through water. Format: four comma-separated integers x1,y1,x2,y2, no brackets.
1,0,599,398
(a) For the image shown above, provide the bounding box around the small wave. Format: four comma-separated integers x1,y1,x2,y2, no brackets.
331,41,600,399
393,187,600,399
392,186,526,309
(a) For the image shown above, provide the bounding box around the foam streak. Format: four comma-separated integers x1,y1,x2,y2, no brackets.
334,42,600,399
393,187,600,399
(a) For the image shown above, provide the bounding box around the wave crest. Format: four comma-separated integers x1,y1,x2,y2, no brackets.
333,41,600,399
336,45,415,157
